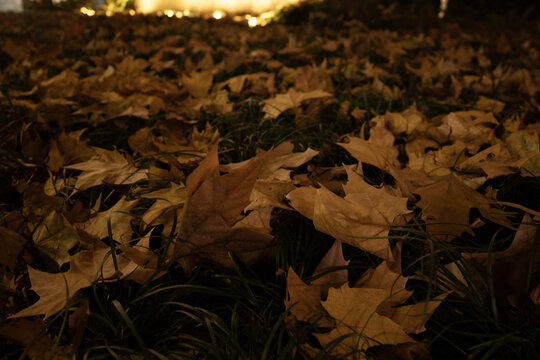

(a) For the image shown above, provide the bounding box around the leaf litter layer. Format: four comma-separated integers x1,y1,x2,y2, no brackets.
0,4,539,359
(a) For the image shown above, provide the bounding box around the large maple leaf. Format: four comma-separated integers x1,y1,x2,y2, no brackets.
287,168,410,262
286,242,443,358
444,214,539,307
175,144,275,273
10,230,156,319
220,142,318,211
391,169,511,240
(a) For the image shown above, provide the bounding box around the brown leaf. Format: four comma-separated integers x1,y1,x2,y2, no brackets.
315,285,414,354
65,148,148,192
262,89,332,119
285,240,348,326
287,169,409,261
221,142,318,211
295,65,320,92
394,171,511,240
10,230,151,319
175,144,274,273
182,70,213,98
338,136,400,170
141,182,187,226
31,211,79,266
452,214,540,307
79,196,138,244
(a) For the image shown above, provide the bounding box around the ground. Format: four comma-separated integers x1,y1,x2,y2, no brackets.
0,2,539,359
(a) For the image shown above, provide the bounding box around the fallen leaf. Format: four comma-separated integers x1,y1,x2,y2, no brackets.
79,196,138,244
65,148,148,192
315,285,414,355
392,170,511,240
285,240,349,326
338,136,400,170
449,214,540,307
182,70,213,98
10,230,152,319
175,144,274,273
287,168,410,261
31,211,79,266
262,89,332,119
221,142,318,210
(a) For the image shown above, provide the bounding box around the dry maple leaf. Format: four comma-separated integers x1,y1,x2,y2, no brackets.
262,88,332,119
505,129,540,176
338,136,400,171
287,245,443,358
10,245,113,319
78,196,138,245
285,240,349,327
220,142,318,211
182,70,214,98
31,211,79,267
444,214,539,307
175,144,274,273
287,168,410,262
46,130,96,172
391,169,511,240
10,230,156,319
315,285,415,357
141,182,187,226
128,121,220,165
64,148,148,192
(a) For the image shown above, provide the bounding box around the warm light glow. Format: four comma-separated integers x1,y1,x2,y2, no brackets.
87,9,95,16
80,6,87,14
248,17,258,27
129,9,136,15
438,0,448,19
135,0,301,15
183,9,191,16
212,10,224,19
176,11,183,18
165,9,174,17
106,10,113,16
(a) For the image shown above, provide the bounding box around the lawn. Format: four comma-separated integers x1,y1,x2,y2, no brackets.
0,1,539,359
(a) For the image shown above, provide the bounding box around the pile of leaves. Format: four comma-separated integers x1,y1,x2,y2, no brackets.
0,4,539,359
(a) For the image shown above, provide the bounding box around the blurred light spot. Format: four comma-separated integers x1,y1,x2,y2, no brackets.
212,10,224,19
248,17,258,27
439,0,449,19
